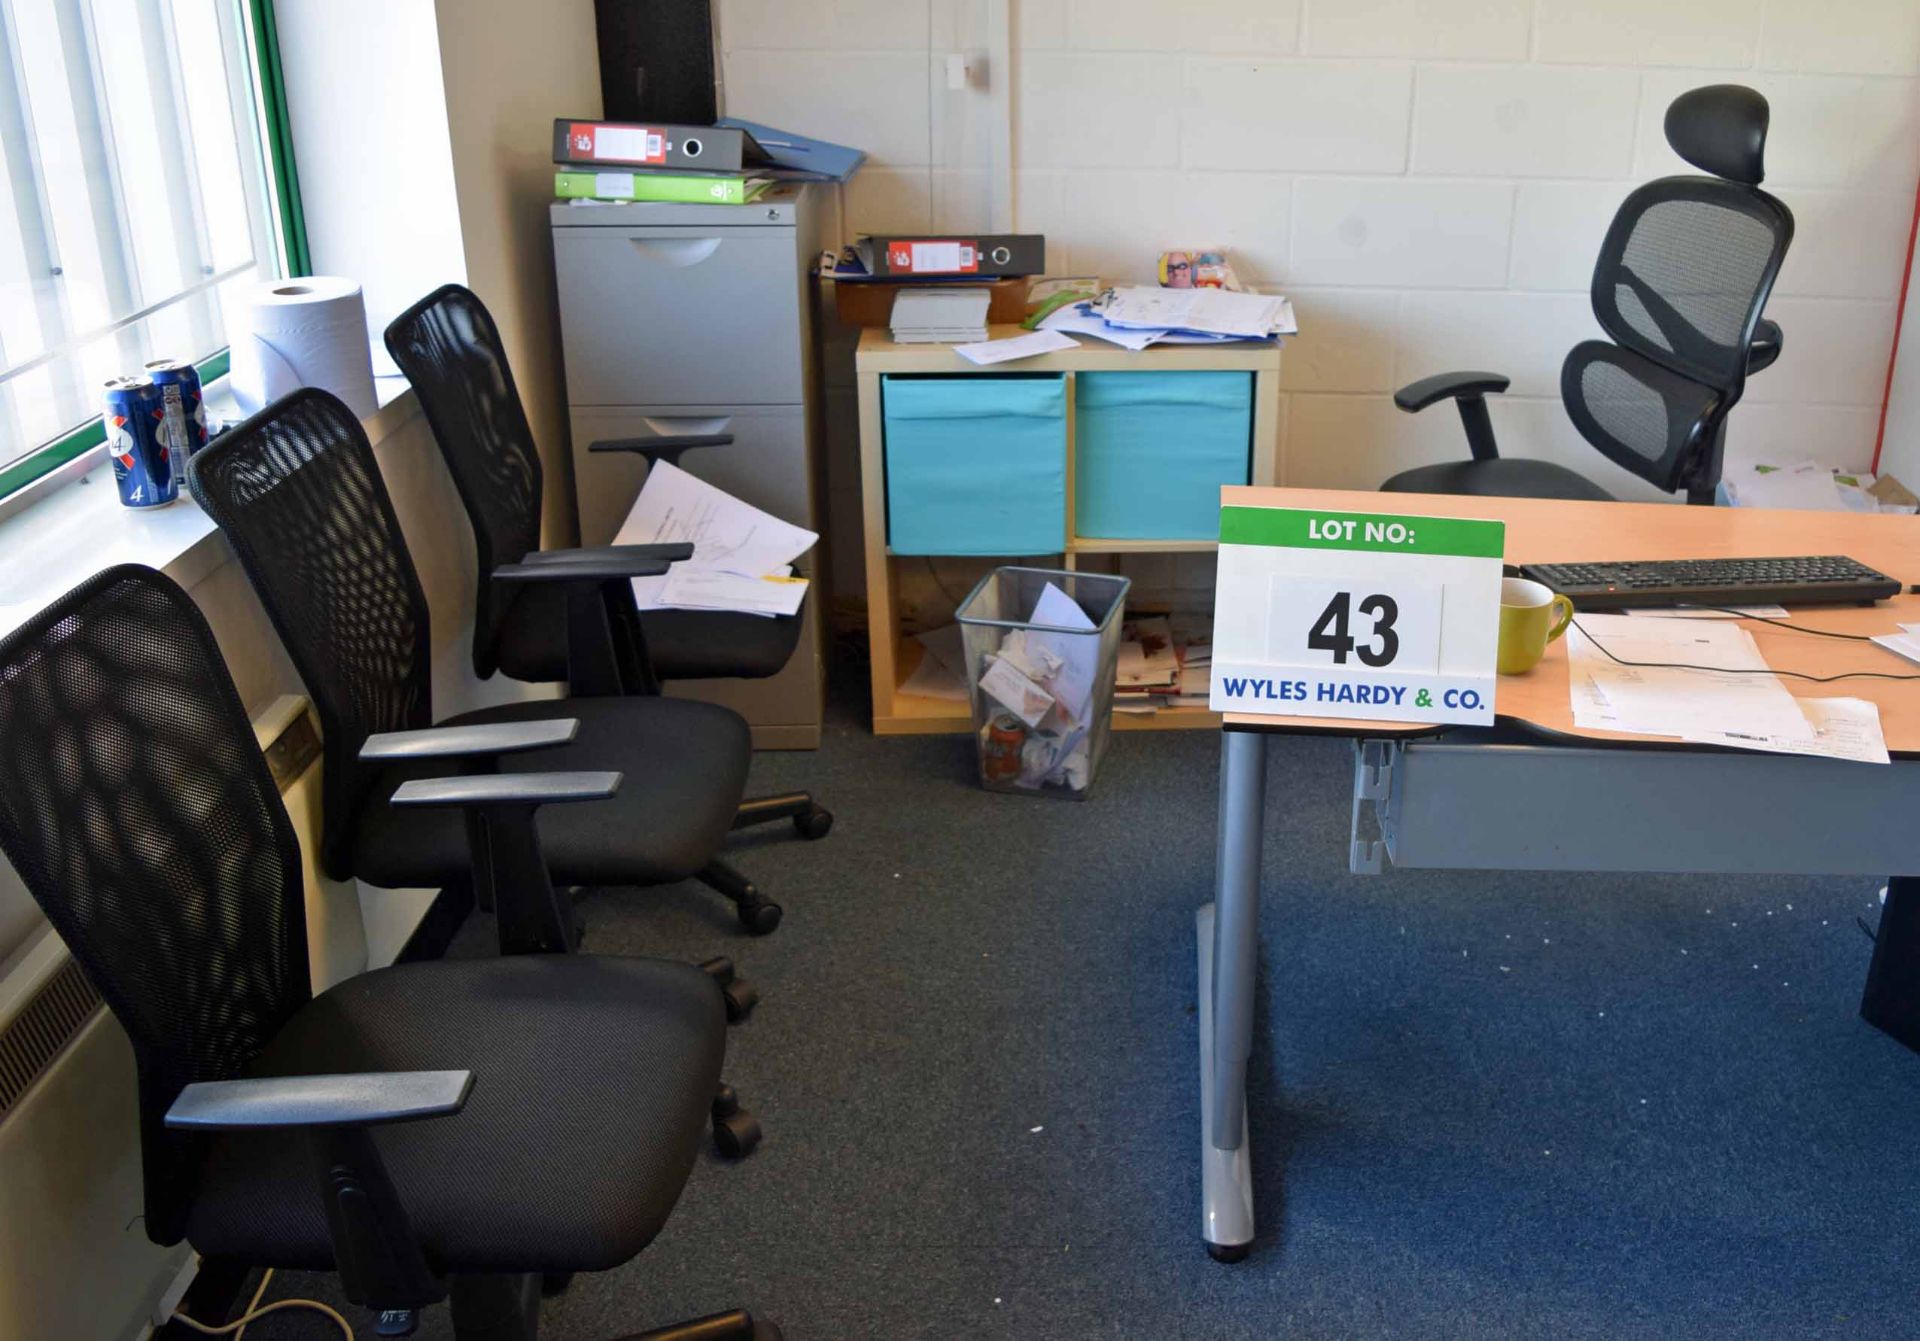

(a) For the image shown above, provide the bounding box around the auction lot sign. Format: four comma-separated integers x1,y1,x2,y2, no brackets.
1207,504,1505,726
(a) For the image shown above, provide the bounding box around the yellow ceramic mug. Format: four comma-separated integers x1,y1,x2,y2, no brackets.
1498,576,1575,675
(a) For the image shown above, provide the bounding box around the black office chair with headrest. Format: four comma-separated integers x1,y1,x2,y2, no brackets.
1384,84,1794,505
0,565,780,1341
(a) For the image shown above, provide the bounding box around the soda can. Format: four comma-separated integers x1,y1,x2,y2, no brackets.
143,358,209,459
102,375,178,508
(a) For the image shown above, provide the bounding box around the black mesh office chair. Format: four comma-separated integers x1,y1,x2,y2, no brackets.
1384,85,1794,506
187,388,786,945
0,565,780,1341
383,286,830,842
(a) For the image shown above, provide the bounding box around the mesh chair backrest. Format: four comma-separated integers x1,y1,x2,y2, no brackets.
187,388,432,879
0,565,310,1245
383,285,543,679
1591,177,1791,395
1578,176,1792,491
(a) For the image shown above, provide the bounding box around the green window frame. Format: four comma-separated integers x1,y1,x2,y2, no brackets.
0,0,309,503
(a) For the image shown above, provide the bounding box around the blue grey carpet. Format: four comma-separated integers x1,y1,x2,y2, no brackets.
260,695,1919,1339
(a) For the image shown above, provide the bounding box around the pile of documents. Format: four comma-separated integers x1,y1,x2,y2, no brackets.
1567,613,1889,764
1114,613,1212,711
612,460,814,617
1038,285,1296,351
890,288,989,343
1722,459,1918,513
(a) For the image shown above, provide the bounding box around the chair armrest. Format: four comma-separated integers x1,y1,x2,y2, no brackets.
389,771,622,809
1393,371,1512,413
165,1071,473,1131
1748,318,1782,374
495,554,673,583
359,720,578,763
520,542,695,566
589,433,733,460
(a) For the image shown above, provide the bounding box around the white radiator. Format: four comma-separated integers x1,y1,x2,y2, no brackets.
0,696,364,1341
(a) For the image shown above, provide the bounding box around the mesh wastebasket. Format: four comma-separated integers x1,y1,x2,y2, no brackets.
954,566,1130,799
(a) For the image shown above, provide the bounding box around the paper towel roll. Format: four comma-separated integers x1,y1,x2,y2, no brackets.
229,275,378,420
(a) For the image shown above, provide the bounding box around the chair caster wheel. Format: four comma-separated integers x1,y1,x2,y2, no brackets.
699,956,736,985
1206,1240,1250,1264
712,1083,739,1120
714,1109,762,1158
722,977,759,1022
737,895,782,935
752,1320,784,1341
540,1272,574,1297
793,804,833,840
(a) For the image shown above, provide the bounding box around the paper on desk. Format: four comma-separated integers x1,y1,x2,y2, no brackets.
659,566,807,617
1567,614,1815,742
615,460,817,579
1101,287,1293,338
1622,604,1790,619
1036,305,1162,351
953,329,1078,365
1683,696,1890,764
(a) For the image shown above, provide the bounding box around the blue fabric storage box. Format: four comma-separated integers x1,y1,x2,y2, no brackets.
1074,372,1252,540
884,374,1067,555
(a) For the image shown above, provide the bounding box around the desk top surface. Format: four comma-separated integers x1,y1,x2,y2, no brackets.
854,324,1283,372
1217,485,1920,755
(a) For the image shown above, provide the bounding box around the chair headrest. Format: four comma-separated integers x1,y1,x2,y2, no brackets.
1664,84,1769,185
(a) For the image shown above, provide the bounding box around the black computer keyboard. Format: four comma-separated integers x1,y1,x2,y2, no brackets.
1518,555,1903,610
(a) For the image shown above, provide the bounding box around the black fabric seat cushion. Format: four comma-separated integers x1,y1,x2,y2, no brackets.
350,696,749,890
1381,458,1616,502
187,955,724,1274
494,579,802,684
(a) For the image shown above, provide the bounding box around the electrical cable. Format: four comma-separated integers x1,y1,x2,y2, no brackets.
1673,603,1876,640
170,1268,354,1340
1571,616,1920,684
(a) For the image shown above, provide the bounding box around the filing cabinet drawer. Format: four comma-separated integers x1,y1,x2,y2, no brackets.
553,226,803,406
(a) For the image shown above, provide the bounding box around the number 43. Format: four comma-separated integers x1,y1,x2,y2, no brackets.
1308,591,1400,667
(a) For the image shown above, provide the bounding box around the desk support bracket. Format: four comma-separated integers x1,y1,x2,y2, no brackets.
1349,740,1399,875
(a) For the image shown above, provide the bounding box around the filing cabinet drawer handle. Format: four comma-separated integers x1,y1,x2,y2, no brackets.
627,236,724,267
643,416,732,437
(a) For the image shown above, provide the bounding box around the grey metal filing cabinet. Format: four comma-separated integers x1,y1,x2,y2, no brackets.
551,186,827,748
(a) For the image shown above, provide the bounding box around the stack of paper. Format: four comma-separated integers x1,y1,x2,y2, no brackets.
1038,287,1295,349
1567,613,1888,764
613,460,816,617
1112,613,1213,711
890,287,990,343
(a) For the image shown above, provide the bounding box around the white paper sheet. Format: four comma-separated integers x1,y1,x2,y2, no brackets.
1621,604,1790,619
1025,582,1100,719
1683,696,1890,764
901,625,969,702
1101,286,1294,338
658,566,807,617
1036,305,1163,350
979,654,1056,727
615,460,818,613
615,460,817,579
1567,614,1815,742
953,329,1079,365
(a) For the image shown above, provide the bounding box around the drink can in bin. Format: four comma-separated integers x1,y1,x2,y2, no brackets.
143,358,208,459
102,375,177,508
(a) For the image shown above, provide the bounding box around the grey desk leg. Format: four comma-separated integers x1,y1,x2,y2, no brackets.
1198,729,1266,1262
1862,876,1920,1053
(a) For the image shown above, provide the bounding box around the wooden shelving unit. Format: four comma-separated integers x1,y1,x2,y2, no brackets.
855,325,1283,735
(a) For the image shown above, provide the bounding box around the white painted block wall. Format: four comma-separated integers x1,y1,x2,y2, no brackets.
720,0,1920,599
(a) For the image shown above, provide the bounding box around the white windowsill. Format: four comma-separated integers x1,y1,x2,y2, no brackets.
0,373,416,644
